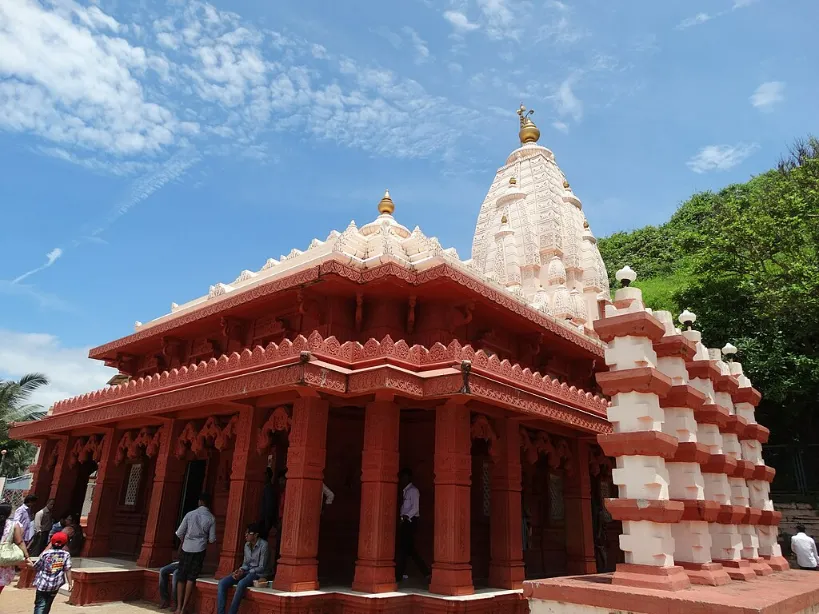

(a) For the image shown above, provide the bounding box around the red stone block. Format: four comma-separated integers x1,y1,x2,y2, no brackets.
678,561,732,586
654,335,698,360
596,366,673,396
714,559,756,581
597,430,679,459
661,384,707,409
678,499,721,522
605,498,685,523
612,563,692,591
672,441,711,464
593,310,667,343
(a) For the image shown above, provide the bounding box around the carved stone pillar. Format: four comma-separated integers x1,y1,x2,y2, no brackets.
488,417,525,588
429,401,473,596
138,420,186,568
564,438,596,575
27,439,60,503
50,435,80,515
353,399,400,593
217,408,268,577
83,428,128,557
273,396,329,591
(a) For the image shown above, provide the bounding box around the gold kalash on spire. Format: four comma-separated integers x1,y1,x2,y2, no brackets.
517,103,541,145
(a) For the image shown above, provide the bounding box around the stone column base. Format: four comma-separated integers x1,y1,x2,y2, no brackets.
488,562,525,590
713,559,756,581
744,557,774,576
352,561,397,594
611,564,691,591
761,554,790,571
677,561,732,586
430,563,474,596
273,557,319,592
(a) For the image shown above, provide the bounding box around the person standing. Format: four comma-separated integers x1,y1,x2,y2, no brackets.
791,524,819,570
0,502,31,594
13,494,37,545
175,493,216,614
30,499,55,556
395,468,430,582
216,524,268,614
30,532,73,614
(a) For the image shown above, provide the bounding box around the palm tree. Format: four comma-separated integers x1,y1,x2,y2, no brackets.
0,373,49,478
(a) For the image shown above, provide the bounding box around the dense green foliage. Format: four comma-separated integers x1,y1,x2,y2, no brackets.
598,138,819,443
0,373,48,477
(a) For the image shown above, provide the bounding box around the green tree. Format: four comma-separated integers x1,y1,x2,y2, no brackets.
598,137,819,443
0,373,49,477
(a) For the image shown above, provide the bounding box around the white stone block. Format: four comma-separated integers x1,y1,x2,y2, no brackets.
711,523,742,561
734,401,756,424
667,461,705,500
698,424,724,455
729,477,750,507
620,520,675,567
748,480,774,510
613,455,670,500
715,391,734,413
608,391,664,433
689,377,715,402
605,336,658,370
703,473,731,505
757,525,783,558
673,520,713,564
722,433,742,460
657,355,689,385
741,440,763,465
662,407,698,443
739,524,760,559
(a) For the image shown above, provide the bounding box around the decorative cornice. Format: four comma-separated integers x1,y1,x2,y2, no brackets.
89,260,604,361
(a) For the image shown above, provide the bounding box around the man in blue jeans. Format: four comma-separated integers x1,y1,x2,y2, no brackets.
217,523,268,614
158,560,179,609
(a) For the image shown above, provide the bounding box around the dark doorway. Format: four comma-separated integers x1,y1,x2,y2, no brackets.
179,459,207,527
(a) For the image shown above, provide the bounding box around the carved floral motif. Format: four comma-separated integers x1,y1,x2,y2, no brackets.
256,406,291,453
470,414,499,459
115,428,163,465
519,428,572,472
174,416,238,459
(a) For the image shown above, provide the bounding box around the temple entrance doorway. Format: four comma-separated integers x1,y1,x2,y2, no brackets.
179,459,207,526
69,460,97,521
470,438,492,587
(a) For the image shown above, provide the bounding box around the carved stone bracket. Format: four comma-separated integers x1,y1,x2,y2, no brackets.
471,414,499,459
256,406,291,453
116,427,163,465
519,428,572,472
46,440,64,471
68,435,105,468
589,445,613,477
174,416,238,459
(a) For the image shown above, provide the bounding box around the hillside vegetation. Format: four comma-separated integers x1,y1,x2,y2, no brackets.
598,138,819,443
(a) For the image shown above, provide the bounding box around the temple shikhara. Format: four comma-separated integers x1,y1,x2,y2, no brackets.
11,106,815,614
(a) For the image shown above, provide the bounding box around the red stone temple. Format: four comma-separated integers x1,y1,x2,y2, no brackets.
12,107,812,614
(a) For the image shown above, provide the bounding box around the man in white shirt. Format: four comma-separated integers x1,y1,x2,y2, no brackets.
792,524,819,570
395,468,430,582
175,493,217,614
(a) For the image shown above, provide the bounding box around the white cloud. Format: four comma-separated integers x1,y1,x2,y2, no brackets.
676,12,713,29
0,330,115,409
552,121,569,134
554,76,583,122
11,248,63,284
733,0,759,8
750,81,785,110
686,143,759,173
402,27,431,63
476,0,517,40
443,10,480,35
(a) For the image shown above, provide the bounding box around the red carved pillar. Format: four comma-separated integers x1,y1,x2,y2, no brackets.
216,408,268,577
488,417,525,588
353,399,400,593
138,420,185,568
84,428,128,556
429,401,473,596
273,396,329,591
49,435,77,515
564,438,597,574
27,439,59,502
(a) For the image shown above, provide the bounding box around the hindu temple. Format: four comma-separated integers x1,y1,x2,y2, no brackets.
10,105,817,614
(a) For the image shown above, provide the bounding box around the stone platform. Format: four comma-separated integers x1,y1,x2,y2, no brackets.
524,570,819,614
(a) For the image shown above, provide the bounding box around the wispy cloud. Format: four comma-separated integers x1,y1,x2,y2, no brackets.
476,0,518,40
0,281,73,312
687,143,759,173
676,0,759,30
552,121,569,134
750,81,785,110
12,248,63,284
553,76,583,122
403,27,431,63
443,10,480,35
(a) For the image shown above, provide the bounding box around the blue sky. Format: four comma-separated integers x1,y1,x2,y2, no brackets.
0,0,816,407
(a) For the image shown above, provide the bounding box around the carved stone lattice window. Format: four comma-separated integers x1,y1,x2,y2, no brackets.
549,472,564,521
482,460,491,517
124,464,143,506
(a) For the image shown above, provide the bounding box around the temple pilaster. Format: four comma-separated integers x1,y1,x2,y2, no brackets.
353,399,400,593
273,396,329,592
83,428,127,557
429,400,473,596
564,437,596,575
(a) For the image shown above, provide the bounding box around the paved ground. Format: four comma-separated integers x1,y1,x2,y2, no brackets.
1,586,160,614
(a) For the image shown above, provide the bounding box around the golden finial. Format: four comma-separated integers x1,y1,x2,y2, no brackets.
509,177,517,185
517,103,540,144
583,220,589,229
377,189,395,215
501,214,508,224
563,179,570,189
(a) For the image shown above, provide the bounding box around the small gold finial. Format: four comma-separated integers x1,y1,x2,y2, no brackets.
509,177,517,185
517,103,540,144
563,179,570,189
501,214,508,224
583,220,589,229
377,189,395,215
